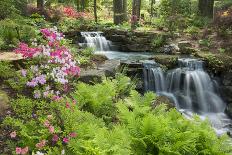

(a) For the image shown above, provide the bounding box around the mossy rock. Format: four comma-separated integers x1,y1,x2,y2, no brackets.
152,95,175,109
0,90,9,115
154,55,179,69
195,52,232,73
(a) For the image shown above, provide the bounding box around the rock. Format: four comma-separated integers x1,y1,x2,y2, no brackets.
178,41,192,49
127,44,150,52
222,71,232,86
163,44,179,55
0,91,9,116
153,55,179,69
79,60,120,83
182,47,199,55
152,95,175,109
108,34,127,42
221,86,232,103
226,104,232,118
178,41,197,54
91,54,108,64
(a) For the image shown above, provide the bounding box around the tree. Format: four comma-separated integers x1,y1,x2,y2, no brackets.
113,0,124,25
150,0,155,19
76,0,80,11
37,0,44,10
123,0,128,21
81,0,85,11
198,0,214,18
94,0,97,23
131,0,141,30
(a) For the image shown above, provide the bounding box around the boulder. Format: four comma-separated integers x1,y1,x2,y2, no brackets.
178,41,192,49
152,95,175,109
127,44,150,52
0,90,9,116
153,55,179,69
226,103,232,118
79,60,120,84
222,71,232,86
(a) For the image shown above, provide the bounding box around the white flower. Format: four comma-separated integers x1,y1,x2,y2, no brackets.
35,151,44,155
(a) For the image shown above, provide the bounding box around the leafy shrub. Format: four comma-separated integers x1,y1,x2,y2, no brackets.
0,61,16,79
157,0,192,31
0,19,37,50
152,35,166,48
184,26,200,39
11,27,80,98
2,78,232,154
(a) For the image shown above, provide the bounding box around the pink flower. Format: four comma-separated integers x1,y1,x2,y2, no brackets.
52,134,59,142
66,102,70,109
43,120,50,127
10,131,17,138
35,140,46,149
63,137,69,143
69,132,77,138
52,95,62,101
16,147,22,154
21,147,29,155
49,125,55,134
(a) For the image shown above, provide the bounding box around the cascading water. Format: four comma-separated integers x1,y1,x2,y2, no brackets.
80,32,111,51
143,58,231,135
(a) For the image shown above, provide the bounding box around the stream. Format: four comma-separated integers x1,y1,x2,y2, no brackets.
80,31,232,136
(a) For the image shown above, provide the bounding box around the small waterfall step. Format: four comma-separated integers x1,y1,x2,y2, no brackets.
142,58,231,135
80,32,111,51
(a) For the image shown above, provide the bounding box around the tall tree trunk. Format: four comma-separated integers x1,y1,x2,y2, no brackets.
198,0,214,18
113,0,124,25
131,0,141,30
123,0,128,22
76,0,80,12
37,0,44,10
94,0,98,23
150,0,155,19
81,0,85,12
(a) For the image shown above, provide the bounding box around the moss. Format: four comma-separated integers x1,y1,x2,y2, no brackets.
154,55,179,69
195,52,232,73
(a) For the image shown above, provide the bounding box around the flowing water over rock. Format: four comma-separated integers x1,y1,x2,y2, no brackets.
80,32,111,51
80,32,153,60
143,58,232,135
79,32,232,135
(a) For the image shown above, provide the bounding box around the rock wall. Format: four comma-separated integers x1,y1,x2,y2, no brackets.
103,29,168,52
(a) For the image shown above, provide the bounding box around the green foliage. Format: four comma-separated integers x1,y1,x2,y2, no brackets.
157,0,192,31
0,61,16,79
0,19,37,50
152,35,166,48
72,74,134,121
199,39,212,47
184,26,200,38
2,75,232,154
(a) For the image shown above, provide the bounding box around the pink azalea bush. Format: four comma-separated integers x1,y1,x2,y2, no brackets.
14,27,80,99
62,6,93,20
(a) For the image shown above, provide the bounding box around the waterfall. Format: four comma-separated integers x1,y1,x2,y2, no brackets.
144,58,226,113
143,58,230,134
80,32,111,51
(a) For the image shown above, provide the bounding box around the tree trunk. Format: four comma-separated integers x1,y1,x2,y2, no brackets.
76,0,80,12
131,0,141,30
81,0,85,12
198,0,214,18
123,0,128,22
113,0,124,25
37,0,44,10
150,0,155,18
94,0,98,23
